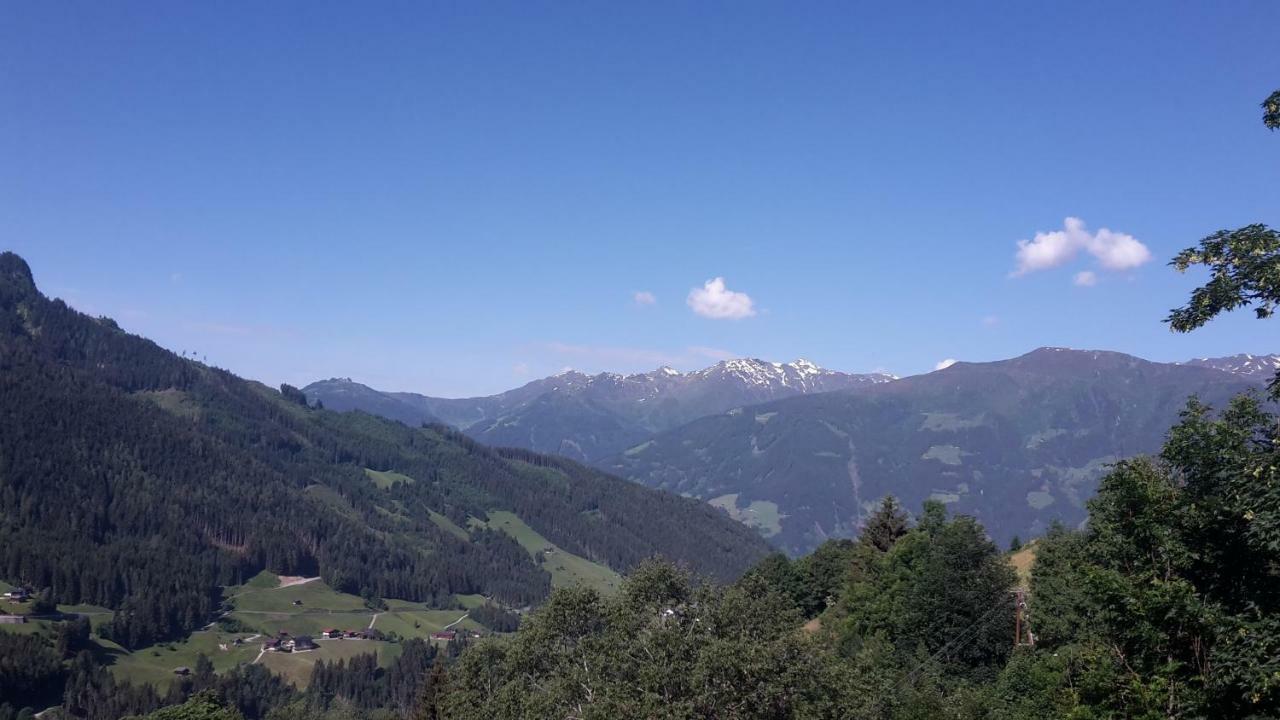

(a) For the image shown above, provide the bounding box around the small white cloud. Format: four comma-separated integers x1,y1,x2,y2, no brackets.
1073,270,1098,287
935,358,957,371
1011,217,1151,278
1087,228,1151,270
687,277,756,320
981,315,1000,327
633,290,656,306
512,362,530,376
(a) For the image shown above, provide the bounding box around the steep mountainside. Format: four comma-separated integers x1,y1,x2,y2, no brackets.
0,252,771,648
602,348,1259,554
1184,352,1280,378
305,360,894,462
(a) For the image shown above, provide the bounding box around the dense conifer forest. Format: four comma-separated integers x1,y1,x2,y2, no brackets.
0,251,770,652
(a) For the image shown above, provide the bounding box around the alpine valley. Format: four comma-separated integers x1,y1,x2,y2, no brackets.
312,350,1270,555
0,252,772,648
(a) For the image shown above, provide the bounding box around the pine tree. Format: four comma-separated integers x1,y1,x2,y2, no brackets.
860,496,909,551
413,656,448,720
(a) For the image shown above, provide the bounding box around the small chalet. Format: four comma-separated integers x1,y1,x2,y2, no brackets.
292,635,317,651
2,589,29,602
324,628,343,639
291,600,303,606
263,639,281,651
430,630,457,641
173,667,191,676
0,615,26,625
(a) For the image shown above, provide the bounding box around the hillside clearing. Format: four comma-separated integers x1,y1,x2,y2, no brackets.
471,511,621,594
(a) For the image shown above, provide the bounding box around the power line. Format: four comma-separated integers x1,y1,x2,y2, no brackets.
896,593,1015,690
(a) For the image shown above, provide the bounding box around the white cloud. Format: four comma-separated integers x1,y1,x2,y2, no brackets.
1087,227,1151,270
512,362,530,376
1011,217,1151,278
687,277,756,319
935,358,957,371
981,315,1000,327
1073,270,1098,287
633,290,656,306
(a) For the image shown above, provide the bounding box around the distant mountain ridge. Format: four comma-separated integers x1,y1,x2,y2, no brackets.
305,359,895,462
603,347,1263,554
308,346,1273,555
1183,353,1280,378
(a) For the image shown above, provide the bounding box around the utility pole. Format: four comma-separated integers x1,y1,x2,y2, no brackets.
1013,588,1034,647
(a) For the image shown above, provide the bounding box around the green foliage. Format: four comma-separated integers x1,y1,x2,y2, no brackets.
279,384,309,407
468,603,519,633
1164,94,1279,393
411,656,447,720
0,634,63,710
1167,224,1280,328
744,539,864,619
133,691,243,720
442,560,859,719
841,503,1017,681
1026,524,1091,648
1023,396,1280,718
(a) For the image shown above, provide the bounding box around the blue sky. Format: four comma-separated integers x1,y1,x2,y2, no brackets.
3,2,1277,396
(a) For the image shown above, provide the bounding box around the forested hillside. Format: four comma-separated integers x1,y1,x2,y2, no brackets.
0,252,770,650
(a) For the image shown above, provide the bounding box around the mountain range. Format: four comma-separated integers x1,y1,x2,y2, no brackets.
311,349,1272,555
305,360,895,462
604,348,1262,553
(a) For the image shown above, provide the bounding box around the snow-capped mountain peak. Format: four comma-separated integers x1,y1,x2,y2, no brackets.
789,358,822,377
1183,353,1280,378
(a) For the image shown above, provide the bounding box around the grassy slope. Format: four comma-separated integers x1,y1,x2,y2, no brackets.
86,572,481,689
364,468,416,489
225,573,477,637
259,638,398,689
471,511,621,594
428,510,470,540
1009,541,1037,587
107,630,261,688
368,464,622,593
708,493,783,538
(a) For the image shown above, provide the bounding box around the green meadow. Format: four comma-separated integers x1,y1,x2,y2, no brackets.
471,511,621,594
